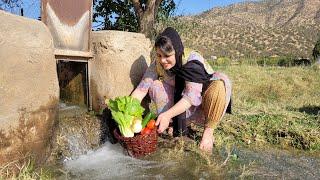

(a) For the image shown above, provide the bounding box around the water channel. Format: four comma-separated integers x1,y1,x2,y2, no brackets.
54,105,320,179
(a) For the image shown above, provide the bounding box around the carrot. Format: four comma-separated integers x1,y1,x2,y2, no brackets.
146,119,156,130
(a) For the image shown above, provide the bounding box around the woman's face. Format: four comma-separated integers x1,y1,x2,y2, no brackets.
156,48,176,70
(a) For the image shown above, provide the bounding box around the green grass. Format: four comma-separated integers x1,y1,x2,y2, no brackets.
150,64,320,178
0,159,53,180
212,64,320,151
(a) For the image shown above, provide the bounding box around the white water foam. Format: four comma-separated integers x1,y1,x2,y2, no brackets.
64,142,174,179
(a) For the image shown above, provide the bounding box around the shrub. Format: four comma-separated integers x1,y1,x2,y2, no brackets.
255,56,297,67
212,57,232,66
313,35,320,61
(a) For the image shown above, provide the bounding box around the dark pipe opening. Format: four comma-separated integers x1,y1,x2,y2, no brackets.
56,60,89,107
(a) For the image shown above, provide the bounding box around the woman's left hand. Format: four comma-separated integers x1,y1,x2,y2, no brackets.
155,112,172,133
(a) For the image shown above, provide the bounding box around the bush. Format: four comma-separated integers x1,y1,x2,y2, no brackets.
255,56,298,67
212,57,232,66
313,35,320,61
0,159,53,179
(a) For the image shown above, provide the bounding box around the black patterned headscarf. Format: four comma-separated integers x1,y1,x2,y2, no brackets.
156,27,212,103
158,27,184,73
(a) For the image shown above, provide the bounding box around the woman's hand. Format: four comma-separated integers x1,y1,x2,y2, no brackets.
155,112,172,133
199,127,214,153
155,98,192,134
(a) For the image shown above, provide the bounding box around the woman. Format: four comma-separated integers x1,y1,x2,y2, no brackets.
131,27,232,152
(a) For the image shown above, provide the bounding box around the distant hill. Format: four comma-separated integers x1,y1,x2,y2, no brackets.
169,0,320,60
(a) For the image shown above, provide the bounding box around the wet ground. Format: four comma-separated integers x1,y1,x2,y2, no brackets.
60,142,320,179
51,105,320,179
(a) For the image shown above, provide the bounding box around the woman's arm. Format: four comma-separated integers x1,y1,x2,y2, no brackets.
156,81,203,133
156,97,192,133
131,88,148,102
131,61,158,102
164,97,192,118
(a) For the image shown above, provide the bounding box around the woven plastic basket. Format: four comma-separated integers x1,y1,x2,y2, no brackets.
113,128,158,158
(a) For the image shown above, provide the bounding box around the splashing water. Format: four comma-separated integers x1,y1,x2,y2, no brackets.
64,142,175,179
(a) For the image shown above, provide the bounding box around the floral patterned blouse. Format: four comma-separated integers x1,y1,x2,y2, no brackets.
136,50,232,124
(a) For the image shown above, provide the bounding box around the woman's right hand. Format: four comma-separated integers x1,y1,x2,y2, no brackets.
155,112,172,133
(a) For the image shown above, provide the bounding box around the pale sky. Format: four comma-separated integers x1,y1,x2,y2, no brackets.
2,0,255,20
175,0,255,16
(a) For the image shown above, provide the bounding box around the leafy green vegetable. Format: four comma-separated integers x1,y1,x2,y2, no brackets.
107,96,145,137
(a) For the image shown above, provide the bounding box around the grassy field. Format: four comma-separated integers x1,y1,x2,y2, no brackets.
210,64,320,151
149,64,320,178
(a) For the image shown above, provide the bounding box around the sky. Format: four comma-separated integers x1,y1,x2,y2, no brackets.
1,0,253,20
174,0,252,16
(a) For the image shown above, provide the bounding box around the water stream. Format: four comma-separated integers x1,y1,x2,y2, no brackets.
63,142,175,179
55,105,319,179
60,142,320,179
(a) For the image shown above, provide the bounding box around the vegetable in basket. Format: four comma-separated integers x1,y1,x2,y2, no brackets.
142,111,157,128
141,119,156,135
107,96,145,137
140,111,157,135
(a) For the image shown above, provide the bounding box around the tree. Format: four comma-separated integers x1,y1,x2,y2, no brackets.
131,0,162,37
94,0,138,31
313,35,320,62
93,0,175,38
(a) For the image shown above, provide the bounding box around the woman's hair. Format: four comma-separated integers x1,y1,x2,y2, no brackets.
155,27,184,71
155,35,175,57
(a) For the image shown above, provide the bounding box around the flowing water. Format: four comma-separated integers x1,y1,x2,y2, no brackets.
54,106,320,179
59,142,320,179
62,142,175,179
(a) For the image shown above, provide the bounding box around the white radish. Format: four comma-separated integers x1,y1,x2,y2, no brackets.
131,119,142,133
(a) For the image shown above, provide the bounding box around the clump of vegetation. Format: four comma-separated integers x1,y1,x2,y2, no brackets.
313,35,320,62
216,113,319,150
250,56,313,67
255,56,294,66
148,136,235,179
0,159,53,180
212,57,232,66
49,108,101,162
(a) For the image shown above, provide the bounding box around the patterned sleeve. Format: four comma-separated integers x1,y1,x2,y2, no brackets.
136,60,158,93
182,81,203,106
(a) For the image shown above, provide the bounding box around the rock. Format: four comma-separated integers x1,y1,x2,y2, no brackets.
0,11,59,165
90,30,152,111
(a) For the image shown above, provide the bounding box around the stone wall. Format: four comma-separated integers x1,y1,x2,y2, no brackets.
0,11,59,165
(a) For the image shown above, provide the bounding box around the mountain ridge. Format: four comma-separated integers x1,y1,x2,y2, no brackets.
171,0,320,59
